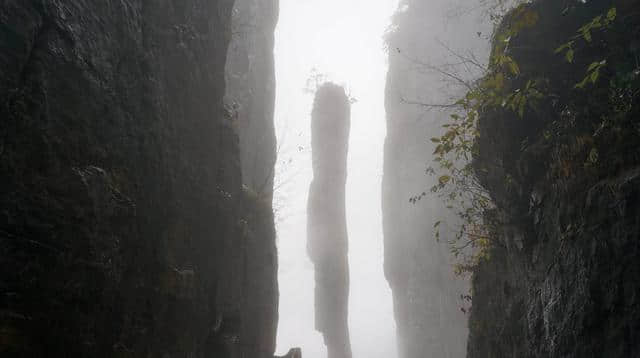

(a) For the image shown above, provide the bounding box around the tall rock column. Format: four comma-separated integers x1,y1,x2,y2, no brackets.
225,1,280,357
307,83,352,358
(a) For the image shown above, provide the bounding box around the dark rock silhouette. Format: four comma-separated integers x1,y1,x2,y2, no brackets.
226,0,279,200
0,0,279,357
468,1,640,357
276,347,303,358
307,83,352,358
225,1,280,357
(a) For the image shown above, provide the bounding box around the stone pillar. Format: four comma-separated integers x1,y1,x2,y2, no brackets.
307,83,352,358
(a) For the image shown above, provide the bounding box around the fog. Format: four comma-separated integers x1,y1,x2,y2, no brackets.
2,1,636,357
272,0,503,357
273,1,398,357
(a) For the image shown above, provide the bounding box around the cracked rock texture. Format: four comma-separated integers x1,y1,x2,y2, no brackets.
468,1,640,357
0,1,279,357
226,0,279,198
225,0,280,356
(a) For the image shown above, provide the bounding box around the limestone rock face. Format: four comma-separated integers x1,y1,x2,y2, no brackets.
467,1,640,357
225,1,280,357
226,0,279,199
0,1,278,357
307,83,352,358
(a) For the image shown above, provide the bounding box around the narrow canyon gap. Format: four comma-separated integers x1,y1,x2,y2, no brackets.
274,1,398,357
3,1,639,358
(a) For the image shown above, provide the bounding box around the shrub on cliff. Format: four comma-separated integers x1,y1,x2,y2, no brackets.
427,0,640,275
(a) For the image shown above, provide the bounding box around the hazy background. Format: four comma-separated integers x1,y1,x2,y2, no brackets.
273,0,399,357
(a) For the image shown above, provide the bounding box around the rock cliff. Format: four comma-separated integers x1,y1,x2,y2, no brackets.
307,83,352,358
0,1,279,357
225,0,280,357
226,0,279,199
383,1,481,356
467,1,640,357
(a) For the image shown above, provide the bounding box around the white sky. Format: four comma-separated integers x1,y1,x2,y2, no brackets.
273,1,399,357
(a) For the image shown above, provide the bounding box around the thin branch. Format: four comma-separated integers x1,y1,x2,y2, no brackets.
396,48,474,91
400,96,461,110
436,39,488,73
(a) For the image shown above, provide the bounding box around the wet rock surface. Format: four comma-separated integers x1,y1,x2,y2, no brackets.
467,1,640,357
225,1,280,357
226,0,279,199
0,0,279,357
307,83,352,358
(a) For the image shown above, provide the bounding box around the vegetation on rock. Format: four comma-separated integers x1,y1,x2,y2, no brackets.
427,0,639,276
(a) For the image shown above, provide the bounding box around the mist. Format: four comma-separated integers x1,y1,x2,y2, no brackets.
2,1,638,357
273,1,398,357
272,0,499,356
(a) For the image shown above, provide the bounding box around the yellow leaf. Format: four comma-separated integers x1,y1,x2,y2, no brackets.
439,175,451,185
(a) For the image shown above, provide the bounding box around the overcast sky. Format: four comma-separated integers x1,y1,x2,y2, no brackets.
273,1,399,357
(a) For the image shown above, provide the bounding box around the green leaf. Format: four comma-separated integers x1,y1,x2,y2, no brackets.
574,77,588,89
507,59,520,75
592,15,603,28
587,61,600,72
554,41,573,54
431,137,441,143
565,48,574,63
607,7,617,23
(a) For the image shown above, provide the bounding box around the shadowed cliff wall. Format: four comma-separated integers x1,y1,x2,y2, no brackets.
225,0,280,357
226,0,279,199
307,83,352,358
467,1,640,357
0,1,279,357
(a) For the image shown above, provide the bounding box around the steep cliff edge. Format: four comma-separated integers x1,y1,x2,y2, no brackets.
307,83,352,358
225,0,280,357
226,0,279,199
0,1,278,357
467,1,640,357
